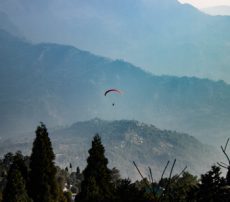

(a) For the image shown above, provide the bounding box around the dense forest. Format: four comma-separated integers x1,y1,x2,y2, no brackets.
0,123,230,202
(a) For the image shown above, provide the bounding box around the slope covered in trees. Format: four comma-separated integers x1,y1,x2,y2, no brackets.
0,123,229,201
0,119,222,180
1,29,230,145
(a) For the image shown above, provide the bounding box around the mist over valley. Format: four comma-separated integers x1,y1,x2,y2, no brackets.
0,0,230,183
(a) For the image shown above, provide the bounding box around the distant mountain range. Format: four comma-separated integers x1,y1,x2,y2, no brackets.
0,119,222,180
1,1,230,81
1,29,230,145
0,12,23,38
0,2,229,181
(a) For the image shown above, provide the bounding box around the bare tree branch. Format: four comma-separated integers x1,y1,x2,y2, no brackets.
160,160,170,183
133,161,145,181
169,159,176,181
148,167,154,185
165,160,176,190
224,138,230,151
221,145,230,165
220,162,229,167
217,162,228,169
177,166,187,179
133,161,155,200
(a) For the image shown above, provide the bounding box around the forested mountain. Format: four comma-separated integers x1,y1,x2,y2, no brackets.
0,29,230,144
1,1,230,200
0,11,23,38
0,119,222,180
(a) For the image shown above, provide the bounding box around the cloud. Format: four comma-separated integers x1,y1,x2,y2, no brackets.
178,0,230,9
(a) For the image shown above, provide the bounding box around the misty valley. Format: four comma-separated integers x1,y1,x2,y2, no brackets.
1,0,230,201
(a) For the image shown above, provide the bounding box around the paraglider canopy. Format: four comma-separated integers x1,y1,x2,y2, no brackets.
104,89,122,96
104,89,122,107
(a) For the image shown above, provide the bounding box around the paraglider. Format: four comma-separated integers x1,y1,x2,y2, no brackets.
104,89,122,96
104,88,122,106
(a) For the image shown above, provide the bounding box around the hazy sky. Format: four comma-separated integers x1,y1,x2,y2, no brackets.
178,0,230,8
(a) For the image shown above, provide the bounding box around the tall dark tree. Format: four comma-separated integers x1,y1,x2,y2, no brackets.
189,165,230,202
29,123,59,202
2,155,31,202
13,152,30,190
76,134,114,202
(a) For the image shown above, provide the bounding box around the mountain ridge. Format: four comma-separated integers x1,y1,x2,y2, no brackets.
0,118,222,180
1,29,230,145
1,1,230,81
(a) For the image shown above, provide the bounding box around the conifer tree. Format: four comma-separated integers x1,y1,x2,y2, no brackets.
190,165,229,202
29,123,59,202
2,156,31,202
76,134,114,202
13,151,30,190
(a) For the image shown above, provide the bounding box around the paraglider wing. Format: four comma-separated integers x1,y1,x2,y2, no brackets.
104,89,122,96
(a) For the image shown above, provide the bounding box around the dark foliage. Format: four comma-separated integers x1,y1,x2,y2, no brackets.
114,178,150,202
2,153,31,202
29,123,59,202
157,172,198,202
188,165,230,202
2,124,230,202
76,134,115,202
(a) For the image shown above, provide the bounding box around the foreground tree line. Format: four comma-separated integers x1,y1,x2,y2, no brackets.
0,123,230,201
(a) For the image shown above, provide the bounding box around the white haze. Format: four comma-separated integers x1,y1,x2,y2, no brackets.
178,0,230,9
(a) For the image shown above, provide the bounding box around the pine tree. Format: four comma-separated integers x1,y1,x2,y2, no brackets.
29,123,59,202
191,165,230,202
76,134,114,202
13,151,30,190
2,156,31,202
